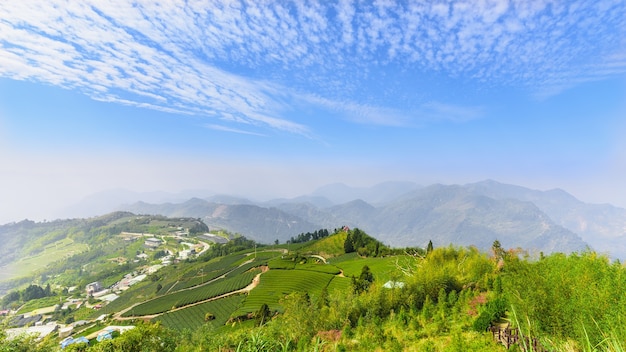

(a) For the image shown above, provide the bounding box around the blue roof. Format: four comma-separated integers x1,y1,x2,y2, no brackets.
61,336,90,349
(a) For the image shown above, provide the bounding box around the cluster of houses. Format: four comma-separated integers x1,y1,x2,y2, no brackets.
3,274,147,344
86,268,153,304
2,233,212,345
3,260,160,343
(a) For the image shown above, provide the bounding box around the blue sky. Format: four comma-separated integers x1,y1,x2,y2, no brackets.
1,0,626,223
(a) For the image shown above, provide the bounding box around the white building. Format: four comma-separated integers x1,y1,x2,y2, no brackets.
144,237,163,248
86,281,104,295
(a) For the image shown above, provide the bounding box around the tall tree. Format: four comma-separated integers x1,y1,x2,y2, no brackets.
353,265,375,293
344,232,354,253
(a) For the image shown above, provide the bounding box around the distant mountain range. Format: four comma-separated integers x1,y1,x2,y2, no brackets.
111,180,626,258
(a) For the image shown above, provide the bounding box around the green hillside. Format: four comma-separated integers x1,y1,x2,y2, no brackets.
1,238,89,282
0,212,209,292
1,222,625,352
299,231,347,256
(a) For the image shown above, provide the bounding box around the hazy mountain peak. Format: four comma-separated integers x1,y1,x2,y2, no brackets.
312,181,420,205
59,179,626,259
263,196,334,209
205,195,254,205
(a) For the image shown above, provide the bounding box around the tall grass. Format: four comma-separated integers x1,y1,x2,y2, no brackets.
581,321,625,352
511,305,625,352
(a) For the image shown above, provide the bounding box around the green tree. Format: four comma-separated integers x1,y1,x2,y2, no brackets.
491,239,504,260
344,232,354,253
353,265,375,294
153,250,167,260
22,284,47,301
2,290,20,306
256,303,271,326
472,297,508,332
360,265,374,283
421,295,435,321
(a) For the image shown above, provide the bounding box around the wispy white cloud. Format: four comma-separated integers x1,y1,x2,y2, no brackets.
302,93,483,127
204,124,265,136
0,0,624,134
421,102,485,123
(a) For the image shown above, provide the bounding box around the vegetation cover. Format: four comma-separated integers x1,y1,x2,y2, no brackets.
0,212,209,295
155,294,245,331
233,269,335,316
122,270,259,317
1,224,625,352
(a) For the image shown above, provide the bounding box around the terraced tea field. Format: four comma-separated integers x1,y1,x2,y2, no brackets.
267,257,296,269
296,262,341,275
326,276,351,293
333,256,399,283
154,294,244,331
123,269,259,317
233,269,335,316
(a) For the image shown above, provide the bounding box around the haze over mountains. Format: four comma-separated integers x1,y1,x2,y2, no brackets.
66,180,623,259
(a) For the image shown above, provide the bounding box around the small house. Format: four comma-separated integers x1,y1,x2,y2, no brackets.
85,282,103,295
144,237,162,249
